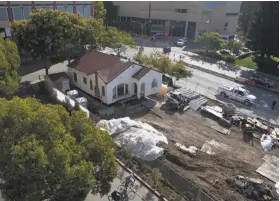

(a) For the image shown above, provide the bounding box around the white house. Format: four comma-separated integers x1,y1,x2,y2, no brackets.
67,51,162,105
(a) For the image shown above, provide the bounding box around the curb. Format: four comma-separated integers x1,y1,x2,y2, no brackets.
184,62,279,93
115,157,168,201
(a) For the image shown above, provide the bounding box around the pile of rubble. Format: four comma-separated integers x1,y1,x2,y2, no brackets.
232,175,275,201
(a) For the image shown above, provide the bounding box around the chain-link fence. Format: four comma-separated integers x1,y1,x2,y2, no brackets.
144,159,217,201
174,80,279,125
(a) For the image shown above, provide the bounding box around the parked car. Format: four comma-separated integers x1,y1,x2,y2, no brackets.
217,85,256,106
176,38,187,47
250,74,275,88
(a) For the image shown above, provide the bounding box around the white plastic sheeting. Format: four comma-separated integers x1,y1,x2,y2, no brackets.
97,117,168,161
175,142,198,154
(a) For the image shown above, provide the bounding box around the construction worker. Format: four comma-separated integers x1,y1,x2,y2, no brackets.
272,100,277,110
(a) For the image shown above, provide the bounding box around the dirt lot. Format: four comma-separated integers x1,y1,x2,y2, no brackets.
120,98,279,201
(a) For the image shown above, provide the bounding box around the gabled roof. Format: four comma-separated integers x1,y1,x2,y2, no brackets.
69,51,132,83
132,66,151,80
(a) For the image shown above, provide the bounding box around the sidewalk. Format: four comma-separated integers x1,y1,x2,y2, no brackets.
85,167,156,201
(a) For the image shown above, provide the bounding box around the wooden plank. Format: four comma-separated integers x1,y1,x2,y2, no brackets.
262,155,279,168
256,162,279,183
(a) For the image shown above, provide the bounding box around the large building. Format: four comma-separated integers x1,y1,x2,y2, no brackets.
0,1,94,35
113,1,241,39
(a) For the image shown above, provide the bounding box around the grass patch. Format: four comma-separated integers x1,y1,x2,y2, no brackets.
236,55,257,70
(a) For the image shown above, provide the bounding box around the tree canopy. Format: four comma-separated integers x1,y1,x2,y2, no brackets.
224,39,244,55
134,49,192,80
195,32,224,52
238,2,260,37
248,1,279,58
11,9,135,73
80,18,105,50
0,97,118,201
94,1,106,20
0,37,21,96
104,27,135,56
11,9,84,74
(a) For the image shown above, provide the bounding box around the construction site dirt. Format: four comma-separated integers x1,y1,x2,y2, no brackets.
120,98,279,201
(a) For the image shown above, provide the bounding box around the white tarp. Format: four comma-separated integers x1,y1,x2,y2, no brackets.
97,117,168,161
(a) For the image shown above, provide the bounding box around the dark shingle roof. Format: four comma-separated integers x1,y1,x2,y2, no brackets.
48,72,69,82
70,51,132,83
132,67,151,80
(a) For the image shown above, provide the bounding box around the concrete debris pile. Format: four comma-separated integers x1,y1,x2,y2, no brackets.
97,117,168,161
233,175,275,201
201,139,231,155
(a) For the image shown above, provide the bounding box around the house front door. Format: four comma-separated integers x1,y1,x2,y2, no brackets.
140,83,145,97
134,83,137,95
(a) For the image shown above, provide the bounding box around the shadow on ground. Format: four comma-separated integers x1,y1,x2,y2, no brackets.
18,60,46,77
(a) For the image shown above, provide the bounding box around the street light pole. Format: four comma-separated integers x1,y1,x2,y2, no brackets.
131,20,151,36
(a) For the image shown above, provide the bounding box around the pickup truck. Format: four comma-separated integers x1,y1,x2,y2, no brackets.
217,85,257,106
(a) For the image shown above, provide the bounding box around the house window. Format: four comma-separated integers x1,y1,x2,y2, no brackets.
226,13,238,16
73,72,77,82
90,80,93,90
175,9,188,13
125,84,128,95
113,87,116,99
102,86,105,96
152,79,158,88
83,77,87,84
224,22,228,30
117,84,125,96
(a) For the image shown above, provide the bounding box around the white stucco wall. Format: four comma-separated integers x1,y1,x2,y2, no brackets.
67,67,94,95
106,64,142,105
137,69,162,98
67,67,108,103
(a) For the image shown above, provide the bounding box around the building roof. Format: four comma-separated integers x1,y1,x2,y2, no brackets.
47,72,69,82
69,51,132,83
132,66,151,80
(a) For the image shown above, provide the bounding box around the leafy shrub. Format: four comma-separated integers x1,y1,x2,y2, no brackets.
223,55,237,63
193,50,223,60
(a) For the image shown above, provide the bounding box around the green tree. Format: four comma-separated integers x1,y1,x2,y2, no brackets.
224,39,244,55
104,27,135,56
238,2,260,37
11,9,84,75
81,18,106,50
0,37,21,96
94,1,107,20
248,2,279,58
195,32,224,52
172,60,193,80
133,50,192,79
0,97,118,201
